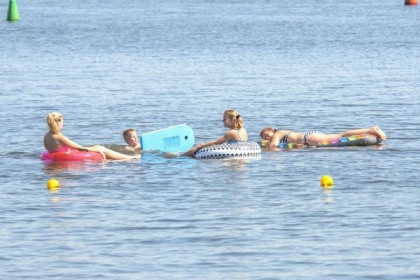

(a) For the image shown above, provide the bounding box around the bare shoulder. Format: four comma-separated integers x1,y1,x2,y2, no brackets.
44,131,57,143
50,133,70,146
240,128,248,140
273,130,286,138
53,133,67,141
44,132,61,151
225,129,237,138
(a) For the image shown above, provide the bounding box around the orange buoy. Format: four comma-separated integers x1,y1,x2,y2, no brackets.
405,0,418,5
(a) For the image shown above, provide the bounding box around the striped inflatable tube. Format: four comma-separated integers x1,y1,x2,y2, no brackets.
195,142,261,159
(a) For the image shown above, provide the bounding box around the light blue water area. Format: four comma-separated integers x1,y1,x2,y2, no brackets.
0,0,419,279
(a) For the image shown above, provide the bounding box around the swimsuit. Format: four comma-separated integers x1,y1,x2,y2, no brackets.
227,128,246,144
303,131,322,145
279,131,292,144
277,130,322,146
49,145,72,153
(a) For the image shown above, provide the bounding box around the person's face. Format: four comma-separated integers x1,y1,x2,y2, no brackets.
222,114,233,128
56,116,64,130
125,131,138,147
261,130,274,140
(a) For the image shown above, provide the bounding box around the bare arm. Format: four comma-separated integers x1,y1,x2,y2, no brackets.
183,133,231,156
183,129,248,157
268,132,281,151
56,134,95,152
195,133,230,151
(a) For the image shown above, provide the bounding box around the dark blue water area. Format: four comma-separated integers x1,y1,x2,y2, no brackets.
0,0,419,279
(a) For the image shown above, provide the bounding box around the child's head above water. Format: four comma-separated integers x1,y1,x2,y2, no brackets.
47,112,63,134
123,128,139,148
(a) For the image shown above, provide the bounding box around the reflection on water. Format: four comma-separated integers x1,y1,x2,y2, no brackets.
322,189,334,203
49,196,61,203
42,161,107,175
217,156,262,171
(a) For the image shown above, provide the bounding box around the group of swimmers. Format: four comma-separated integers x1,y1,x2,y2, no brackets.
44,110,387,160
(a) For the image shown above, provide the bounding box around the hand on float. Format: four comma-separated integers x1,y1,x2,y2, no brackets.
195,143,206,152
86,146,106,159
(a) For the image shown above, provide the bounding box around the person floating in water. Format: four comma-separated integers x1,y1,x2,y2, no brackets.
44,112,139,160
260,125,386,151
123,128,141,151
183,109,247,156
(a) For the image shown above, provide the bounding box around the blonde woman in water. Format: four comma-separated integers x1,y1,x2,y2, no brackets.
183,109,247,156
44,112,139,160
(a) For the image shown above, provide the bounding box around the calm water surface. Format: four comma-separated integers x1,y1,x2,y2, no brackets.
0,0,419,279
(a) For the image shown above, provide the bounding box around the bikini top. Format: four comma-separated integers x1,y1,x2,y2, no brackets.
279,131,292,144
278,130,320,145
227,128,246,144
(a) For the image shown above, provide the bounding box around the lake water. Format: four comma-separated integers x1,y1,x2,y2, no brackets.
0,0,419,279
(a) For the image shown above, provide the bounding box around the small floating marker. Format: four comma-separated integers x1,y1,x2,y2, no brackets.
320,175,334,188
47,179,60,192
7,0,20,21
405,0,418,5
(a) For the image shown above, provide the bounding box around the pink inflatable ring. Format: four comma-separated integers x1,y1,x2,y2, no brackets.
41,146,104,162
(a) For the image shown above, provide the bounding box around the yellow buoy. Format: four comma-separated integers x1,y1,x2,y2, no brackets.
320,175,333,188
47,179,60,191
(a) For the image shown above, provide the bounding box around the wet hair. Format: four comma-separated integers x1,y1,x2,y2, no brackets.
123,128,136,139
224,109,244,129
47,112,63,134
260,127,275,138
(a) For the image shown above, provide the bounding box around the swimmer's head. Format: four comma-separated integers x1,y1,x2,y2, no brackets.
260,127,275,140
123,128,139,148
223,109,243,129
47,112,63,134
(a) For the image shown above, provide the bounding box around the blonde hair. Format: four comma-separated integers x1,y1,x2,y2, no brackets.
260,127,274,138
224,109,244,129
47,112,63,134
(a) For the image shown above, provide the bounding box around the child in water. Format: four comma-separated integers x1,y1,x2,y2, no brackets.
44,112,139,160
260,125,387,151
123,128,141,151
183,109,247,156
